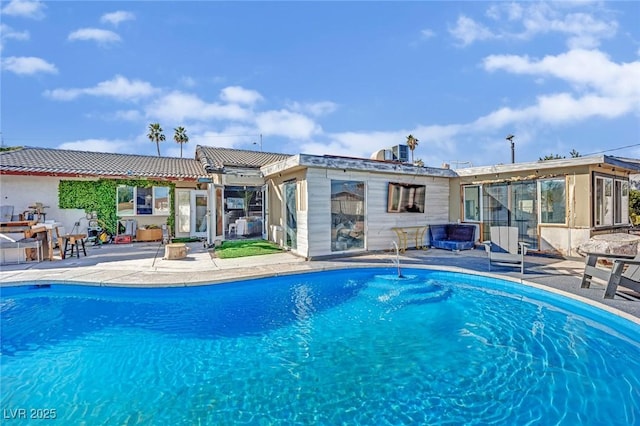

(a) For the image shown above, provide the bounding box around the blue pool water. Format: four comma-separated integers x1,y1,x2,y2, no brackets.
1,268,639,425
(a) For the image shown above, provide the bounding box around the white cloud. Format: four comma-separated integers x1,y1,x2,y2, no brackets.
0,23,29,43
298,124,460,166
195,126,259,149
486,3,523,21
1,0,45,19
113,109,143,121
68,28,121,45
458,2,617,49
420,29,436,39
2,56,57,75
471,91,635,133
219,86,263,105
57,138,132,154
449,16,495,46
179,76,197,88
520,4,617,49
146,91,251,123
287,100,338,117
308,131,400,158
100,11,135,26
483,49,640,106
44,75,158,101
256,110,320,140
300,140,363,157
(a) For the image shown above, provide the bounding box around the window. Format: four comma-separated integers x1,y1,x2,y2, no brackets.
116,186,134,216
539,179,566,224
136,187,152,215
594,175,629,227
463,185,481,222
116,185,170,216
479,181,539,249
154,187,170,215
331,180,365,252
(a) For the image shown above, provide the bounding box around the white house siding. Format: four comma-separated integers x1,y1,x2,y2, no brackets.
365,173,450,253
305,168,331,258
294,180,310,258
303,168,451,258
0,175,86,233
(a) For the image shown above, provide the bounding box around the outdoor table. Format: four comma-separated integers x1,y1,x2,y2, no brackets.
391,226,428,252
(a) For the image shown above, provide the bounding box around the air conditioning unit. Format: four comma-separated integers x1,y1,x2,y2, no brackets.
392,144,409,163
370,149,386,161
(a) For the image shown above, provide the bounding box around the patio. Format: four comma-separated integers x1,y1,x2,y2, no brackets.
1,242,639,320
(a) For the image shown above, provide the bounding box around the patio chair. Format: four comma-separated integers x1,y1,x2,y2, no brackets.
483,226,528,274
580,252,640,299
0,233,42,264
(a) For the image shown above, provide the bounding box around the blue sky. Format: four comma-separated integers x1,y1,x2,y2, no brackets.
2,1,639,167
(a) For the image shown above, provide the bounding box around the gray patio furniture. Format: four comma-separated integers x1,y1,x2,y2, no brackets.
0,233,43,264
580,252,640,299
483,226,528,274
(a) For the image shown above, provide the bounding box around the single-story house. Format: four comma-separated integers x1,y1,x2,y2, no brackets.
260,154,456,258
0,148,206,240
452,155,640,256
2,146,639,259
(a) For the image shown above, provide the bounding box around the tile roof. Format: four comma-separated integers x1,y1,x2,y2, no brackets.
196,145,292,172
0,147,206,180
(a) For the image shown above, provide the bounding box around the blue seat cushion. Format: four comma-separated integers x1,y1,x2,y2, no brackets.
429,224,475,251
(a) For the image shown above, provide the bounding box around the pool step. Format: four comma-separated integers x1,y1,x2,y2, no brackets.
364,276,451,306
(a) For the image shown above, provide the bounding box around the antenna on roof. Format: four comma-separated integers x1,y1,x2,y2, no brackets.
253,134,263,151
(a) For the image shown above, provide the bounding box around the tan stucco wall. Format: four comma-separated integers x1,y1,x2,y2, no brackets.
450,161,634,256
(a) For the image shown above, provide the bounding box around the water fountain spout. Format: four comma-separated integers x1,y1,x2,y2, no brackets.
391,241,404,278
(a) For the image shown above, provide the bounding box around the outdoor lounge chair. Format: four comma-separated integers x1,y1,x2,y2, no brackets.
483,226,528,274
580,252,640,299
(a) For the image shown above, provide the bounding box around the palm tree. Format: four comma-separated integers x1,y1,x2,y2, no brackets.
173,126,189,158
406,134,419,164
147,123,165,157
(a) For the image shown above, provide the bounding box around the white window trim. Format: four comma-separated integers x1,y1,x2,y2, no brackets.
593,175,629,228
462,185,482,223
537,178,567,225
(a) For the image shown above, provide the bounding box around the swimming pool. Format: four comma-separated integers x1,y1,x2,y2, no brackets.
1,268,639,425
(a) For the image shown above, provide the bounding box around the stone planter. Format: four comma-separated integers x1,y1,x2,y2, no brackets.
164,243,187,260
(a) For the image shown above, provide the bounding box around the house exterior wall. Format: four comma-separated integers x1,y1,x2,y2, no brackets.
453,160,635,257
266,166,450,258
265,168,307,254
0,174,87,233
1,174,201,238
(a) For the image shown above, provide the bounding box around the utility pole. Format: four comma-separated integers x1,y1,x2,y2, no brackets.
506,134,515,163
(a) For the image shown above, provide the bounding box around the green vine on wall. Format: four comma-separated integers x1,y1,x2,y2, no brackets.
58,179,175,235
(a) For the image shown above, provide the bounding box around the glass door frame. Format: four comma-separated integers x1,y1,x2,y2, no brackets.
283,180,297,250
191,190,208,239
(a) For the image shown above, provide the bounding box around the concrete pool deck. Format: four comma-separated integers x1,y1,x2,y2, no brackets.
1,241,639,321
